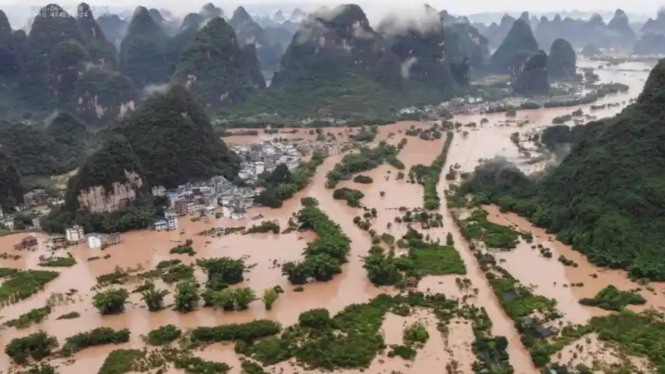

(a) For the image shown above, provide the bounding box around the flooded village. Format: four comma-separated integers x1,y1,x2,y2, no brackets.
0,59,663,374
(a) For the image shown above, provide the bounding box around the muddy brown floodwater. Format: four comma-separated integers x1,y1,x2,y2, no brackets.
0,60,659,374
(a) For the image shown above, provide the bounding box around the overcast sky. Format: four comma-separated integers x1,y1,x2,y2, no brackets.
2,0,663,27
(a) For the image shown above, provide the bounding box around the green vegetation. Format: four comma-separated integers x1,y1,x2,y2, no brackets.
409,132,454,209
62,327,130,356
188,320,282,345
0,147,23,210
513,51,549,96
326,142,400,188
579,285,646,311
0,269,59,307
97,349,144,374
38,256,76,267
459,61,665,281
92,288,129,315
211,287,256,311
282,206,350,284
353,175,373,184
245,220,280,234
262,288,279,310
146,325,182,346
171,17,261,107
458,209,521,249
5,331,58,365
300,197,319,207
254,152,325,209
240,360,268,374
5,306,51,329
172,355,231,374
96,271,128,286
490,19,539,74
170,240,196,256
332,187,365,207
403,322,429,344
14,363,57,374
557,255,578,267
56,311,80,320
140,287,169,312
174,280,200,313
197,257,246,287
363,246,403,286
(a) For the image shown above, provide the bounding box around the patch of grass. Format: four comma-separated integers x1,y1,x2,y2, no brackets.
38,257,76,267
146,325,182,346
0,269,59,308
5,306,52,329
170,240,195,256
459,209,521,249
98,349,144,374
409,243,466,276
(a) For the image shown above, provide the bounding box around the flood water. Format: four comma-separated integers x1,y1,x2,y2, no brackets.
0,60,657,374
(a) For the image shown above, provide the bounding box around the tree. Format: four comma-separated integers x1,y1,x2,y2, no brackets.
304,254,341,282
197,257,246,286
446,233,454,246
173,281,200,313
262,288,279,310
363,251,402,286
282,261,309,285
93,288,129,315
233,287,256,310
266,164,292,186
140,287,169,312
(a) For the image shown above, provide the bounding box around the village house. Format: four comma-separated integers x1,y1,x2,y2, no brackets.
88,233,102,249
105,233,122,246
23,189,48,208
2,217,14,230
32,218,41,230
165,210,178,231
50,235,66,248
151,185,166,197
174,199,188,217
65,225,85,243
14,235,38,250
152,220,168,231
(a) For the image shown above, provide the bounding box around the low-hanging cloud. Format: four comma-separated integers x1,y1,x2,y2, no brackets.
373,4,443,36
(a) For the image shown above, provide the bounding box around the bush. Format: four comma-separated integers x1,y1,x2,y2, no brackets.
300,197,319,207
5,306,51,329
38,257,76,267
5,331,58,364
262,288,279,310
140,287,169,312
403,322,429,344
62,327,130,356
353,175,373,184
189,320,282,344
211,287,256,311
56,311,80,320
98,349,143,374
93,288,129,315
174,281,200,313
170,239,195,256
172,355,231,374
146,324,182,346
579,285,646,311
333,187,364,207
298,308,331,329
197,257,246,286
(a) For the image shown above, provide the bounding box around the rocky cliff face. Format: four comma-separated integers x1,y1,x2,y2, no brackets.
444,22,490,71
512,50,548,96
377,5,455,95
118,85,240,187
490,19,539,74
607,9,636,47
20,4,85,108
74,65,138,124
96,14,127,51
229,6,282,74
0,10,20,77
120,6,172,87
272,4,402,91
641,10,665,35
0,146,22,210
77,2,118,67
634,33,665,55
487,14,515,48
171,17,264,107
65,134,146,211
548,38,576,81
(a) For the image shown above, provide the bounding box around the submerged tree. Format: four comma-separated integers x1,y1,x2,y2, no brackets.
92,288,129,315
173,281,200,313
140,288,169,312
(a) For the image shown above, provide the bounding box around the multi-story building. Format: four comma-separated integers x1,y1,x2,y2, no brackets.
152,220,168,231
165,210,178,231
65,225,85,243
151,185,166,197
23,189,48,208
88,234,102,249
174,199,188,217
105,233,122,246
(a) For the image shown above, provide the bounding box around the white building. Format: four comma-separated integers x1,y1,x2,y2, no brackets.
255,161,265,175
65,225,85,243
326,145,338,156
0,206,3,219
151,185,166,197
153,220,168,231
3,218,14,230
165,210,178,231
88,234,102,249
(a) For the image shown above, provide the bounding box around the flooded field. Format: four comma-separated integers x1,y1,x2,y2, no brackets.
0,60,659,374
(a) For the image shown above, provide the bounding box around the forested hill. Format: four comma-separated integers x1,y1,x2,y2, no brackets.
462,59,665,281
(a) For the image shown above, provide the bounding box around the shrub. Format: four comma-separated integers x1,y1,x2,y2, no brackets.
174,281,200,313
146,324,182,346
92,288,129,315
403,322,429,344
62,327,130,356
5,306,51,329
98,349,143,374
5,331,58,364
189,320,282,344
56,311,80,320
353,175,373,184
262,288,279,310
298,308,331,329
300,197,319,207
140,287,169,312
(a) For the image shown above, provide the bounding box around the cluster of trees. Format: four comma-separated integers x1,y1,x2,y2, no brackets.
332,187,365,207
579,285,646,311
92,288,129,315
254,151,325,208
409,132,454,209
326,142,400,188
61,327,130,356
245,220,280,234
282,206,350,284
462,62,665,280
